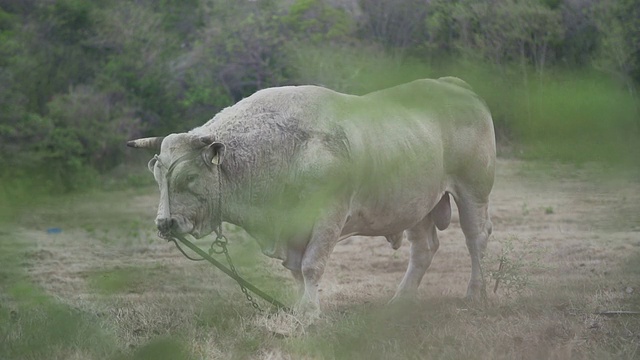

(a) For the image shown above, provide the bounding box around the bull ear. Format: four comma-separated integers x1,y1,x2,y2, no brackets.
127,137,164,150
147,156,158,173
203,142,226,165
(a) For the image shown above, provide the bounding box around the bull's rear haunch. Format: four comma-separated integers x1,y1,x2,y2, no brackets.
128,77,496,321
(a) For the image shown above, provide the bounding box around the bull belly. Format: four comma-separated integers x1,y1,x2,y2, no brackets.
341,194,438,237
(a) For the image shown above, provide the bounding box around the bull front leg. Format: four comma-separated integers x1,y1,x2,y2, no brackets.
282,234,310,297
295,204,348,322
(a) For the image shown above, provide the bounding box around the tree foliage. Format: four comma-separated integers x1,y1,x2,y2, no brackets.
593,0,640,94
0,0,638,194
426,0,564,75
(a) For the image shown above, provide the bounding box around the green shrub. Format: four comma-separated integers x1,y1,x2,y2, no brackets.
483,235,546,298
284,0,354,43
513,72,640,165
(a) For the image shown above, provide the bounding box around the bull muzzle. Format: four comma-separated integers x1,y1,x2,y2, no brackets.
156,217,176,237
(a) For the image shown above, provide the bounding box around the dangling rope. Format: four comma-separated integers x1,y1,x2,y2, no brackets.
169,233,291,313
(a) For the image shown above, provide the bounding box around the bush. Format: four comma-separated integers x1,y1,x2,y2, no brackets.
46,86,143,187
0,0,638,199
512,71,640,165
284,0,354,43
0,85,143,194
483,235,545,298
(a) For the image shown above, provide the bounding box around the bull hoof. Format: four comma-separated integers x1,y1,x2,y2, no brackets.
464,287,488,303
388,291,417,306
294,300,321,326
259,311,305,337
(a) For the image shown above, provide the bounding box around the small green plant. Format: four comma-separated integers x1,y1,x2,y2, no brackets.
545,206,554,214
521,202,530,216
483,235,545,298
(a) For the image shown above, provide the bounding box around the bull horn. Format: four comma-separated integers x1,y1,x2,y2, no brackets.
127,137,164,149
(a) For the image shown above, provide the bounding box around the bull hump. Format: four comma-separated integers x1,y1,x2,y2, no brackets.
438,76,473,91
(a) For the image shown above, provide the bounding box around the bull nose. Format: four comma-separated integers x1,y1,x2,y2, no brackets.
156,217,175,234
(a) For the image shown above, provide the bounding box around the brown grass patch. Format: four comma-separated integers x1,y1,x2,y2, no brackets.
1,159,639,359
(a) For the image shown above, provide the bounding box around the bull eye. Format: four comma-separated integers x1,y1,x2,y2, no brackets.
186,174,197,183
181,174,198,190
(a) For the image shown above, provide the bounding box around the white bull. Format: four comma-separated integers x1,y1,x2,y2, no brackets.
128,77,496,319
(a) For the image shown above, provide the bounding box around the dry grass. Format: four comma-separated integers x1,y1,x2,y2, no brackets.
1,159,639,359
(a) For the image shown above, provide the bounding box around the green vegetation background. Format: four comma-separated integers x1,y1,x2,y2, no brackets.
1,0,638,207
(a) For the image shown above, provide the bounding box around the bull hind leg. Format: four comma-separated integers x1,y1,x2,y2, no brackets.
453,190,493,300
390,214,439,303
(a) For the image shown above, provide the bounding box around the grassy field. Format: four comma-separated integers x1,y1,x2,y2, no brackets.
1,159,639,359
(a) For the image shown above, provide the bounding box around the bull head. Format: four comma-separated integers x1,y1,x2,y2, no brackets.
128,134,227,239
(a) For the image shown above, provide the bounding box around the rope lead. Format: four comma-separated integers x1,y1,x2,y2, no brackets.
169,233,291,313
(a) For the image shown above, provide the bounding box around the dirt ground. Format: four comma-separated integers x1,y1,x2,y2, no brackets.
323,159,640,307
9,158,640,359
